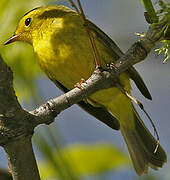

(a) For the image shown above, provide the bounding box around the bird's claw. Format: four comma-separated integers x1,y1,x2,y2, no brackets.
74,78,86,89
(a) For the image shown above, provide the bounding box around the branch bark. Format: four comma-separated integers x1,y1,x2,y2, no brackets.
4,136,40,180
0,16,169,180
0,56,40,180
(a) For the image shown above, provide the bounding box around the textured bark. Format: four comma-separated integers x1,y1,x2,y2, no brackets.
3,136,40,180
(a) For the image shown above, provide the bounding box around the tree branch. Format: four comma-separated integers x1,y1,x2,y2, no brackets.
4,136,40,180
0,56,40,180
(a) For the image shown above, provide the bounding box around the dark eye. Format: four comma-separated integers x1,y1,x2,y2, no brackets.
25,18,31,26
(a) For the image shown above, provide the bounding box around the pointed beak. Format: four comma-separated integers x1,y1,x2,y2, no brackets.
4,34,21,45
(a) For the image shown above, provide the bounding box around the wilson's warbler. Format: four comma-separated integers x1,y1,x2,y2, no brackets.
5,5,166,175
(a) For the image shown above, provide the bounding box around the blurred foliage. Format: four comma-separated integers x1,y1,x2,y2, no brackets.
34,127,130,180
155,40,170,64
34,126,168,180
141,0,170,63
155,1,170,64
0,0,45,102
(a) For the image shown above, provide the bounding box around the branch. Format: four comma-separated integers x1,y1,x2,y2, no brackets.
0,11,169,180
4,136,40,180
0,56,40,180
31,18,169,123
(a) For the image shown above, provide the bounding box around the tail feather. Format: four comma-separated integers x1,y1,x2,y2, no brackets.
120,108,167,176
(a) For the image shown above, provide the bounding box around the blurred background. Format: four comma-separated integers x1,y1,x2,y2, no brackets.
0,0,170,179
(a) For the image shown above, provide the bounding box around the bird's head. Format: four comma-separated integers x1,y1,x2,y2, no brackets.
4,5,74,45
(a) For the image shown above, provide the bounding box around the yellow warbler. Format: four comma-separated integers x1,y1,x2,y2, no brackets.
5,5,166,175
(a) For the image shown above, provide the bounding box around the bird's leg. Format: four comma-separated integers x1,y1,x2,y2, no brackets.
106,62,121,85
107,62,118,70
74,78,86,89
74,78,88,102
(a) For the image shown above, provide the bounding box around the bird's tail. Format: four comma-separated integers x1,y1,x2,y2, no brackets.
120,107,167,176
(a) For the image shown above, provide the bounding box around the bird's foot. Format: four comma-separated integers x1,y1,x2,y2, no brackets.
107,62,118,70
74,78,86,90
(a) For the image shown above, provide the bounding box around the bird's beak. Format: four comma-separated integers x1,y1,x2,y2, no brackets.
4,34,21,45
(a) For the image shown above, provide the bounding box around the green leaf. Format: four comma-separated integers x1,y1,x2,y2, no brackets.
38,143,130,179
0,0,50,103
61,143,130,174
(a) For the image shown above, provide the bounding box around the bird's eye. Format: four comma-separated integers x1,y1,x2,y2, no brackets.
25,18,31,26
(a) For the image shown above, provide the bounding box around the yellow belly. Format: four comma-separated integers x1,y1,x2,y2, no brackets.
33,22,134,128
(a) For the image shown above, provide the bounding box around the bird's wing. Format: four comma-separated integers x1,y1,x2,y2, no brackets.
127,67,152,100
51,78,120,130
87,20,152,100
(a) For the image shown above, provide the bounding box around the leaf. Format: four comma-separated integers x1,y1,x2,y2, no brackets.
62,143,129,174
0,0,53,102
38,143,130,179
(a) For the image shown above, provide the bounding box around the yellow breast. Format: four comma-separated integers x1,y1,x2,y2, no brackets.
33,14,132,126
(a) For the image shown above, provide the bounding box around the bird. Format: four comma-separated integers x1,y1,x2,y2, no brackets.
4,5,167,175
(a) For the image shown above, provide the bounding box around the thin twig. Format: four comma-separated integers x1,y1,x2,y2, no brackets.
68,0,101,68
68,0,80,13
76,0,86,19
76,0,101,67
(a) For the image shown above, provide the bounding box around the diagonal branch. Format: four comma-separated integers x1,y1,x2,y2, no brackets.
31,17,169,125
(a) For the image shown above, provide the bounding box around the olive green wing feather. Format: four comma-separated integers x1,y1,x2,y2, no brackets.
87,20,152,100
51,79,120,130
127,67,152,100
